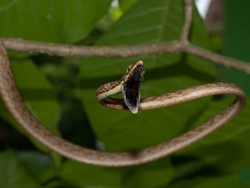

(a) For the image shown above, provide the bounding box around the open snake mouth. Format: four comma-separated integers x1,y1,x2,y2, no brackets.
123,64,144,114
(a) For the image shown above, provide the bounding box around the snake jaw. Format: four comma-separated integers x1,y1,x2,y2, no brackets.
122,82,141,114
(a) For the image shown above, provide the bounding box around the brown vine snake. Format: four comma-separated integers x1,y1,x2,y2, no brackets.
0,40,246,167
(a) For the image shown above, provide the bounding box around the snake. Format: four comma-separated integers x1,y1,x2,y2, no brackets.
0,40,246,167
96,60,144,114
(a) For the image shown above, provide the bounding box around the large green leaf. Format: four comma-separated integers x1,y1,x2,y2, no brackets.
18,151,56,184
0,0,112,43
59,157,173,187
169,175,250,188
79,0,215,152
220,1,250,95
0,58,61,151
177,97,250,173
118,0,138,12
77,0,215,186
13,59,60,134
0,150,38,188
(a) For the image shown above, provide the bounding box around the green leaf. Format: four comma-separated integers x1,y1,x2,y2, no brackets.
0,58,61,154
220,1,250,95
122,158,174,188
18,151,55,184
178,97,250,173
118,0,138,12
0,150,38,188
60,161,123,187
0,0,112,43
59,158,173,187
239,168,250,185
78,0,214,186
169,175,250,188
79,0,215,152
12,59,61,135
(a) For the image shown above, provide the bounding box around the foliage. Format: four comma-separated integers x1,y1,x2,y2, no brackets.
0,0,250,187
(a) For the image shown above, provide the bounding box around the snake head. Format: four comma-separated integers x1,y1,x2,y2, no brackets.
122,61,144,114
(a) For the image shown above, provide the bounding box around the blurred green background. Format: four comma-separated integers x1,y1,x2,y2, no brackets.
0,0,250,187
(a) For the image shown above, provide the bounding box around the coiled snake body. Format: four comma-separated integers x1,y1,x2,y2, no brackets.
0,41,246,167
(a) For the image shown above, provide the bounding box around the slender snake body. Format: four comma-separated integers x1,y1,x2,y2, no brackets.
0,40,246,167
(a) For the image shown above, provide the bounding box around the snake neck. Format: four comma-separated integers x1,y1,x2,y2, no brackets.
96,80,122,101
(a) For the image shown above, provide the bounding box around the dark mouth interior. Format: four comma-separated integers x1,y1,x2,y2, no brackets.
123,65,143,111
